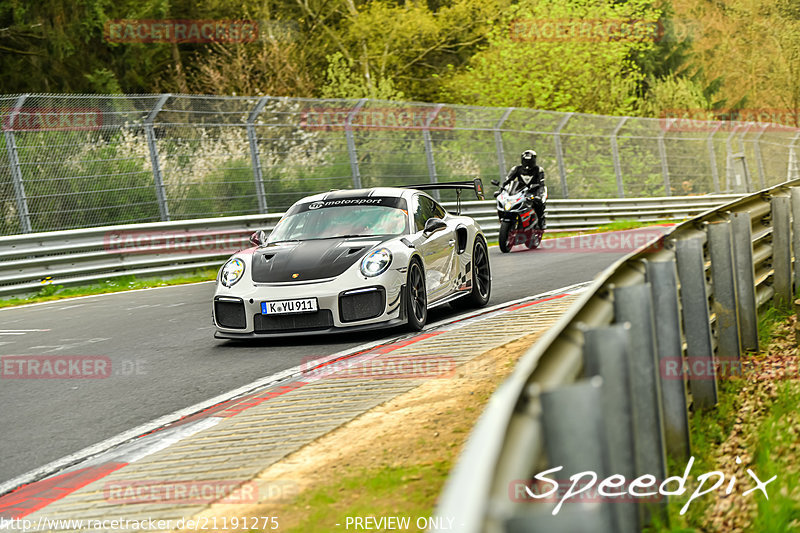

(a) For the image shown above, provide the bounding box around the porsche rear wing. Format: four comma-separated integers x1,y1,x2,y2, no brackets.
403,179,485,215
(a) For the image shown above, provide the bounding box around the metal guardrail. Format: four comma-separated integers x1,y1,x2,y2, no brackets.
434,179,800,532
0,195,738,298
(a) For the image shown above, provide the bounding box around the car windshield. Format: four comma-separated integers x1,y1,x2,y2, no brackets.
267,204,409,243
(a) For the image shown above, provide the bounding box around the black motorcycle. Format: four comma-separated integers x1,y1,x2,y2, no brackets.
491,179,547,253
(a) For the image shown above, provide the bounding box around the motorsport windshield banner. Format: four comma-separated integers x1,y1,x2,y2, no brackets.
290,197,408,214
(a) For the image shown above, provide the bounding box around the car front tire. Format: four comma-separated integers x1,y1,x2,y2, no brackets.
406,259,427,331
461,236,492,308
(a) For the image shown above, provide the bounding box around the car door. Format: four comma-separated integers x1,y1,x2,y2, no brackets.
413,194,456,301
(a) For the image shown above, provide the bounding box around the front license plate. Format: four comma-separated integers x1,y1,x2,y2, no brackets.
261,298,318,315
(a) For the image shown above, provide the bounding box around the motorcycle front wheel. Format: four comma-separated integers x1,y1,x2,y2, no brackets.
526,229,543,249
498,220,514,253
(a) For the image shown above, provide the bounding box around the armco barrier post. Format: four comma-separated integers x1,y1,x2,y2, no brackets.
675,236,718,408
3,93,32,233
536,377,615,533
658,124,671,196
612,283,668,525
730,212,759,351
753,129,767,189
791,188,800,293
707,124,722,194
707,220,743,363
772,195,792,309
247,96,270,214
345,98,366,190
583,324,639,533
145,94,171,221
423,104,444,200
495,108,513,180
611,117,627,197
645,259,691,461
554,113,572,198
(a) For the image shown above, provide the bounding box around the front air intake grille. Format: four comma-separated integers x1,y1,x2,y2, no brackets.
254,310,334,333
339,287,386,323
214,298,246,329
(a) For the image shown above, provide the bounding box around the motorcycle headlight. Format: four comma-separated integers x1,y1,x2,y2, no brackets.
504,201,513,210
361,248,392,277
220,258,246,287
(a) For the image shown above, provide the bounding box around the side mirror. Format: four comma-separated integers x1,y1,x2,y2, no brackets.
423,217,447,237
491,179,500,187
493,191,500,198
249,230,266,246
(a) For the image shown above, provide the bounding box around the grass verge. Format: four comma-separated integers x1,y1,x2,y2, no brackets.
0,269,218,309
486,218,678,247
653,305,800,531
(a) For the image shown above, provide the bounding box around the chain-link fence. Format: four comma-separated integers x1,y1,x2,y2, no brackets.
2,93,799,236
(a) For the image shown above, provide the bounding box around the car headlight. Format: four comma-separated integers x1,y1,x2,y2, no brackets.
360,248,392,277
220,258,246,287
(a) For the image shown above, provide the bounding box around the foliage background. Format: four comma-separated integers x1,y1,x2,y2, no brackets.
4,0,796,119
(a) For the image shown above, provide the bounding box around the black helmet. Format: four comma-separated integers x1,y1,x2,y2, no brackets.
521,150,537,169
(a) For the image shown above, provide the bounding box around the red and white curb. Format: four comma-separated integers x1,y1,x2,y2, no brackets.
0,281,589,520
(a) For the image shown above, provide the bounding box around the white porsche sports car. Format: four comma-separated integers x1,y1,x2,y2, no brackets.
212,181,491,338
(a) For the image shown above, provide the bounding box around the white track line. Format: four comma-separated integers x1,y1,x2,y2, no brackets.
0,281,589,497
0,281,215,312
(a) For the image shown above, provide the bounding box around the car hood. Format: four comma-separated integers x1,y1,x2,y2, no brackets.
251,237,391,283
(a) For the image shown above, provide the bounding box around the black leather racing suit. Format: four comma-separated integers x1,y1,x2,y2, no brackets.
502,164,546,228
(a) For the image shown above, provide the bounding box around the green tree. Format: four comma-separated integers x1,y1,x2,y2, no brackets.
440,0,663,115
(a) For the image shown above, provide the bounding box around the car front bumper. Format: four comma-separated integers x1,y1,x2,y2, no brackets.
213,268,406,338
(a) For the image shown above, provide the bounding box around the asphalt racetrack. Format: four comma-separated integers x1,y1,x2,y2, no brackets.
0,230,661,485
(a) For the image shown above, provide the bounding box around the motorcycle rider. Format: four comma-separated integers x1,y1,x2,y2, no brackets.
502,150,546,229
